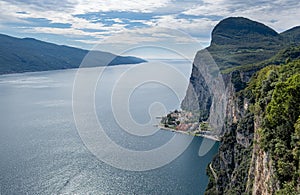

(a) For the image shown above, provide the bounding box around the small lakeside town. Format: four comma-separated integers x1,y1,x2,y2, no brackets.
158,110,220,141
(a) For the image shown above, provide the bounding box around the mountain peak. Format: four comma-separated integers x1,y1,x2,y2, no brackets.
211,17,279,45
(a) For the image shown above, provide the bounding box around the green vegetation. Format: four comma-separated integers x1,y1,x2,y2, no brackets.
200,122,210,131
205,112,254,195
202,17,300,195
246,60,300,193
231,70,247,92
205,60,300,195
222,45,300,74
281,26,300,43
162,113,177,128
205,17,300,75
208,17,283,72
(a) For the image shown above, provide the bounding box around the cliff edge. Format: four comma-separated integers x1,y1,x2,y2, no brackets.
182,17,300,194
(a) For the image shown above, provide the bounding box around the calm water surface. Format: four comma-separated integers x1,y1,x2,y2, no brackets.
0,60,219,194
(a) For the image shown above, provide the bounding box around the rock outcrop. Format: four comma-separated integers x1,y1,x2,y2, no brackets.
181,17,300,194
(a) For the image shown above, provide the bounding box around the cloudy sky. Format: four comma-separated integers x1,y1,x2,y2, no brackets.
1,0,300,58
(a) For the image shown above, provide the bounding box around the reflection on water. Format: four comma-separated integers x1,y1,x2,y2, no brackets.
0,61,219,194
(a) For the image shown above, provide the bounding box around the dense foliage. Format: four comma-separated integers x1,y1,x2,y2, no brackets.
247,60,300,193
205,60,300,195
223,45,300,74
202,17,300,195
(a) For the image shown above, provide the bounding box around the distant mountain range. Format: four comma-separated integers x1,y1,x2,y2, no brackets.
0,34,146,75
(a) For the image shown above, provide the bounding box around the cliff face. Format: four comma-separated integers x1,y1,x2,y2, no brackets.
181,61,212,119
204,71,255,194
182,17,300,194
248,120,279,195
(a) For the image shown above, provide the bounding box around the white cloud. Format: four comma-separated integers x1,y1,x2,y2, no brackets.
182,0,300,32
0,1,29,23
0,0,300,51
74,39,103,45
73,0,171,14
151,15,218,38
24,27,94,37
109,18,123,23
235,1,300,32
92,26,203,59
0,0,130,40
183,0,230,16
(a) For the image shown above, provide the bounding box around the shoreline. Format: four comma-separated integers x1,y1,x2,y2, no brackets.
157,125,220,141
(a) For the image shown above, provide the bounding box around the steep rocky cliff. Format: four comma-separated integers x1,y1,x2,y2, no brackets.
182,17,300,194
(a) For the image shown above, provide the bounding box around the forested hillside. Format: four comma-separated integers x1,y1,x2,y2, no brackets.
0,34,146,75
181,17,300,194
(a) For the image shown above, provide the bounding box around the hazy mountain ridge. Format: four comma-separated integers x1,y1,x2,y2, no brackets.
0,34,146,75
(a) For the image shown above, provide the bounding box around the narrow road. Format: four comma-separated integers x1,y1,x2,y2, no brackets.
209,163,218,184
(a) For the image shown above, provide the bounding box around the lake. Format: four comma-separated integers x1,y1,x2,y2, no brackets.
0,60,219,194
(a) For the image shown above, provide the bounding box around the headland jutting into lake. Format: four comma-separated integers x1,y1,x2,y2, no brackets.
157,110,220,141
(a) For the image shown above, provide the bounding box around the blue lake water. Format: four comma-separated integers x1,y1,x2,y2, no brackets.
0,60,219,194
